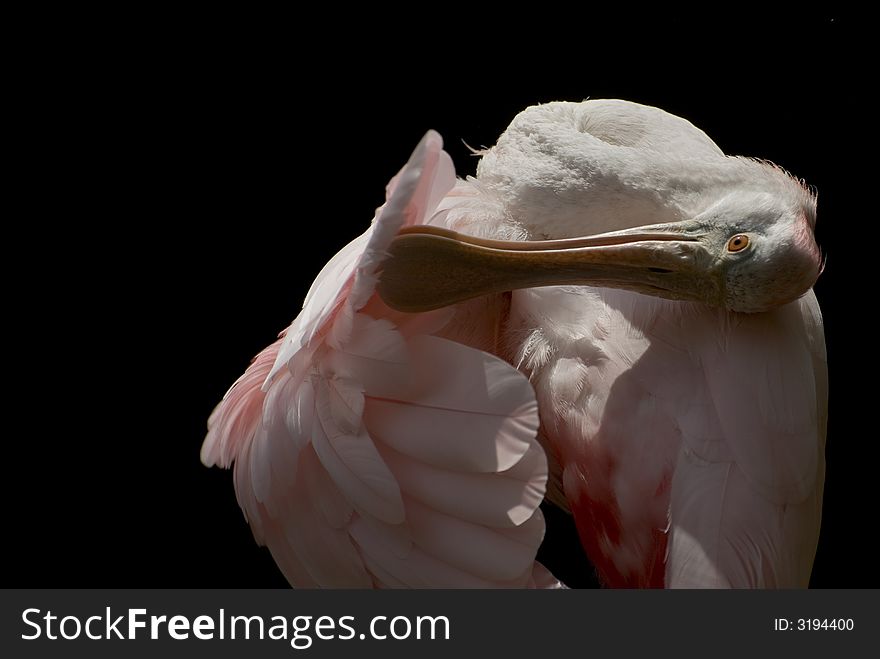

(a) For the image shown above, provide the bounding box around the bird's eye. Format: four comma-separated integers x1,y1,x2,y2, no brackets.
727,234,750,253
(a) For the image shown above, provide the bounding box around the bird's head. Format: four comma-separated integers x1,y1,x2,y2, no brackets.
681,182,821,312
376,101,823,315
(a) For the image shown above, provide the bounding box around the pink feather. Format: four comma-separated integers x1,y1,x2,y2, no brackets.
202,131,553,588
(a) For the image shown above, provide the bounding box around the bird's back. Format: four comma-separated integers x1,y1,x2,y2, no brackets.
474,100,727,240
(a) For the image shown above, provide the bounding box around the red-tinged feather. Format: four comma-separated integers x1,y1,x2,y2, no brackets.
363,336,539,473
350,515,526,588
202,337,284,468
273,448,372,588
401,496,543,582
312,378,405,525
203,129,558,588
376,441,546,528
266,131,455,386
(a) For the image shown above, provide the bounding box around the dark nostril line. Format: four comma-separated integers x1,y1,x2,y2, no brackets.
648,267,673,274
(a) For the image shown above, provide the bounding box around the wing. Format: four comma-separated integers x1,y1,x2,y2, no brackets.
666,292,827,587
202,132,557,588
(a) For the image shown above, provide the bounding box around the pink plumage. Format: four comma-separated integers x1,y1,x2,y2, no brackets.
203,131,555,588
203,100,827,588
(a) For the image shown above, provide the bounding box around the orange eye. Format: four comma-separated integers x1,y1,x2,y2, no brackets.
727,234,750,253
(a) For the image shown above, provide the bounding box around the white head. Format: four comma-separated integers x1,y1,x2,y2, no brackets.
680,179,821,312
378,100,823,314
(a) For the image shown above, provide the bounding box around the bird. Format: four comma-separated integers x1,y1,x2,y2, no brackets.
201,99,826,588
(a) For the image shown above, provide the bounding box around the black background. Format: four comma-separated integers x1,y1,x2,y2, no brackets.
12,13,869,588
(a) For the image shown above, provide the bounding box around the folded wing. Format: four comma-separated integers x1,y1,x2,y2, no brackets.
202,132,556,587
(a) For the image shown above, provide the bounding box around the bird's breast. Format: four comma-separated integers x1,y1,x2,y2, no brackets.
502,286,722,585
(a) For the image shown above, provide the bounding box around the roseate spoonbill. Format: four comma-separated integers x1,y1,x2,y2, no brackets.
202,100,826,588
